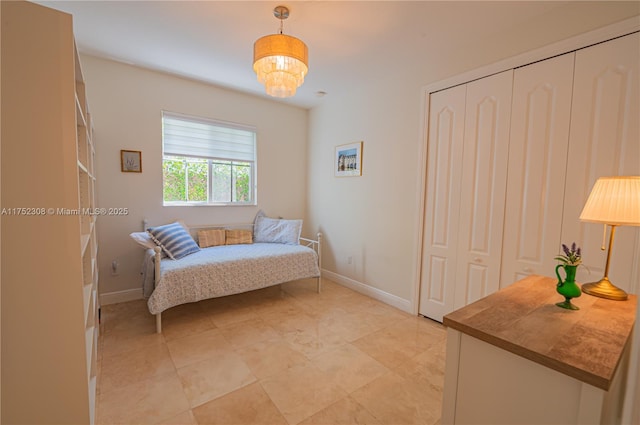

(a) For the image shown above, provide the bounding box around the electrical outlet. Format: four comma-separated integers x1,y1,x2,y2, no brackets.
111,260,119,276
347,256,353,264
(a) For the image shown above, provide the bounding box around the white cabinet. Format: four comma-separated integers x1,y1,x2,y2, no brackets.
419,31,640,321
1,1,99,423
419,71,513,321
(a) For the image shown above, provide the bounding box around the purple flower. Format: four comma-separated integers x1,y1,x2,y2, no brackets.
563,244,570,256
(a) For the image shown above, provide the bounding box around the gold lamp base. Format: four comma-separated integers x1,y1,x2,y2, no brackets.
581,277,628,301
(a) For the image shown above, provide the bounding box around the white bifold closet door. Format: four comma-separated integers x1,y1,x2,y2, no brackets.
419,70,513,321
561,33,640,293
419,84,466,321
500,53,576,287
453,71,513,309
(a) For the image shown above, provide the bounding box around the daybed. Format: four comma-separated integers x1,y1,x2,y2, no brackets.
132,215,321,333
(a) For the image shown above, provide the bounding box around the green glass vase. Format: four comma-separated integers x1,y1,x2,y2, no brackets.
555,264,581,310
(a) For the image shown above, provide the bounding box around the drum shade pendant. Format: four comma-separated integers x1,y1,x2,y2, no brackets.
253,6,308,98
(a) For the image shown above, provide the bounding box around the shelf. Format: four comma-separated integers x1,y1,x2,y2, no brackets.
83,282,92,322
75,95,87,129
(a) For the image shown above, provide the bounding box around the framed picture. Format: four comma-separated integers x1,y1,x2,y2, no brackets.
335,141,363,177
121,150,142,173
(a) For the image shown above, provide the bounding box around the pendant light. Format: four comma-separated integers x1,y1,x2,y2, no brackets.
253,5,308,98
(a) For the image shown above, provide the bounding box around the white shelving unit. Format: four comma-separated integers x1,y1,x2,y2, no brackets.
1,1,99,423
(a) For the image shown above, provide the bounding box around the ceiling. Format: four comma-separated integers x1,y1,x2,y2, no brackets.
35,1,637,109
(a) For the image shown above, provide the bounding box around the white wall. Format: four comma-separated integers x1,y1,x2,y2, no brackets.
80,55,309,300
306,3,640,308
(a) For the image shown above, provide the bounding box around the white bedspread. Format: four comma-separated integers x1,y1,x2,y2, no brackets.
146,243,320,314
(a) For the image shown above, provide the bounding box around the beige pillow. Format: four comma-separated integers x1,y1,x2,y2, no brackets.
225,229,253,245
197,229,226,248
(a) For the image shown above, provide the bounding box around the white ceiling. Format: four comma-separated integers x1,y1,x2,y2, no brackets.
35,1,638,109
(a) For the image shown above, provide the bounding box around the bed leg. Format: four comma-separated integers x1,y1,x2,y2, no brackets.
156,313,162,334
317,276,322,293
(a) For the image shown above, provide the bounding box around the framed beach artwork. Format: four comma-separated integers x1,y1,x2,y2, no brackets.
335,142,363,177
121,150,142,173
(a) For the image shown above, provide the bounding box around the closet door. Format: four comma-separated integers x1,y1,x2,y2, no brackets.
561,33,640,293
419,85,466,321
500,53,576,287
453,70,513,309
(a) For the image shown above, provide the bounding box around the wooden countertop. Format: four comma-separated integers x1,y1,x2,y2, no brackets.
443,275,636,391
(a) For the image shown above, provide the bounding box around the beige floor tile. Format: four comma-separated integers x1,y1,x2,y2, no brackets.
395,343,446,393
252,293,311,319
207,303,262,327
97,371,190,425
298,396,382,425
98,278,447,425
350,372,441,425
351,330,419,371
177,350,256,408
99,343,176,394
260,362,348,425
166,328,233,369
313,343,390,394
161,308,217,342
281,324,347,359
101,330,166,359
261,305,318,334
309,308,380,343
236,337,308,379
192,382,288,425
352,316,445,371
218,317,280,349
155,409,197,425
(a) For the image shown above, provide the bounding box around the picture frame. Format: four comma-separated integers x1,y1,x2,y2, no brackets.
335,141,363,177
121,150,142,173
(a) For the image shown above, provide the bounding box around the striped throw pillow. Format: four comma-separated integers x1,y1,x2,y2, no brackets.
147,222,200,260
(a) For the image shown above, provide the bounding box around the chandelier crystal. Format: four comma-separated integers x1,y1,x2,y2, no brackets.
253,6,308,98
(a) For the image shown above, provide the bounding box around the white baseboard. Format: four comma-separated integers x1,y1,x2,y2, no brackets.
100,288,143,306
321,269,413,314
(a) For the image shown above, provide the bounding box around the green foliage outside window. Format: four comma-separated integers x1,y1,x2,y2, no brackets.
163,155,251,204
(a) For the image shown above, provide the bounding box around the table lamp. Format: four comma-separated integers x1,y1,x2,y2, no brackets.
579,176,640,300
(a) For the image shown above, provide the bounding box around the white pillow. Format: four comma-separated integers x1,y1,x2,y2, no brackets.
129,231,157,250
254,216,302,245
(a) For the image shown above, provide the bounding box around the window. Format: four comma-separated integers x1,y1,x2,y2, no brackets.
162,112,256,205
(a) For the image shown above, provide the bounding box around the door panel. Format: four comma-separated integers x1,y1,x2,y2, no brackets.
561,33,640,293
454,70,513,308
501,53,576,287
419,85,466,321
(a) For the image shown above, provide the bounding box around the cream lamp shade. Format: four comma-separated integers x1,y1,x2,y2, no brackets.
579,176,640,226
578,175,640,301
253,34,308,98
253,6,308,98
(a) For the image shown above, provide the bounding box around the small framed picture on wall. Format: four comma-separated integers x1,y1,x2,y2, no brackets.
121,150,142,173
335,141,363,177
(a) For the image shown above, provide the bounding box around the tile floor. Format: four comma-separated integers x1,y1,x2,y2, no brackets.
96,278,447,425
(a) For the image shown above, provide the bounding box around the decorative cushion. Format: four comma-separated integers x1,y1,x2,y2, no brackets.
198,229,226,248
129,231,157,250
225,229,253,245
147,222,200,260
254,216,302,245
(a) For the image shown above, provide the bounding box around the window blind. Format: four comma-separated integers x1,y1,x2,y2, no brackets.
162,112,256,162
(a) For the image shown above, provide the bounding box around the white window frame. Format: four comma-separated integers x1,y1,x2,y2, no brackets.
161,111,257,206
